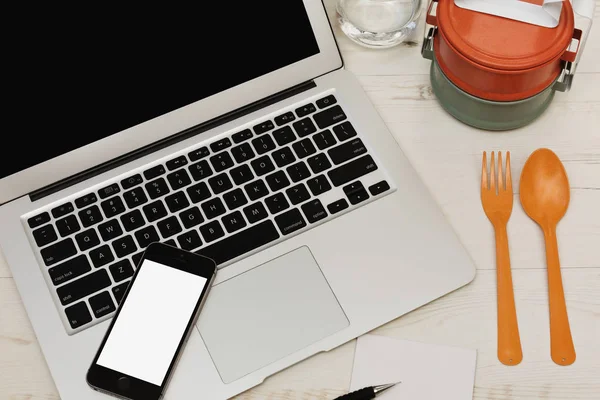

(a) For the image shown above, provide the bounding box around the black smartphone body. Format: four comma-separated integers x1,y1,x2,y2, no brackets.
86,242,216,400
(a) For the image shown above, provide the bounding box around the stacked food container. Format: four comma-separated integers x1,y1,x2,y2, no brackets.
421,0,583,130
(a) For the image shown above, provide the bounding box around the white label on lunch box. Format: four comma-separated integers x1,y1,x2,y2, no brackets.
454,0,593,28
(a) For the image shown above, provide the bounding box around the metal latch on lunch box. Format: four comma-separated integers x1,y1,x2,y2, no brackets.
421,26,437,61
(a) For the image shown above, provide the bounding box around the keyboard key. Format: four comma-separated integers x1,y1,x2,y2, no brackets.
332,121,357,141
120,210,145,232
56,269,110,305
121,174,143,190
211,138,232,153
244,179,269,201
328,138,367,165
51,203,74,219
252,135,276,155
135,225,160,248
189,160,213,181
28,212,50,229
166,155,188,171
98,219,123,241
223,188,248,210
273,126,296,146
296,103,316,117
272,147,296,168
41,238,77,266
327,199,349,214
293,139,317,159
293,118,317,137
79,205,103,228
307,154,332,174
48,254,91,286
144,164,165,180
250,155,275,176
210,152,235,173
113,235,137,258
307,175,332,196
286,184,310,205
231,143,256,164
33,225,58,247
101,196,126,218
132,252,144,266
316,95,337,109
65,302,92,329
201,198,226,219
56,215,81,237
243,202,269,224
344,181,370,205
314,105,347,129
208,173,233,195
89,291,116,318
89,245,115,268
157,216,182,239
123,187,148,208
274,111,296,126
265,171,290,191
179,207,204,229
232,129,253,143
112,281,130,305
253,120,274,134
221,211,247,233
275,208,306,236
369,180,390,196
167,169,192,190
230,164,254,185
301,199,328,224
146,178,170,199
177,230,203,251
75,193,97,209
286,161,311,182
165,191,190,213
143,200,168,222
75,229,100,251
165,239,177,247
313,129,337,150
328,155,378,187
98,183,120,199
197,220,279,265
187,182,211,204
109,259,134,283
265,193,289,214
188,146,210,162
200,221,225,243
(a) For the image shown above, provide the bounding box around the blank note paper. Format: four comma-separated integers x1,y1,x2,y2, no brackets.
350,334,477,400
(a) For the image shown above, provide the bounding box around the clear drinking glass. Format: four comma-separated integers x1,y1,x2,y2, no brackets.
337,0,423,48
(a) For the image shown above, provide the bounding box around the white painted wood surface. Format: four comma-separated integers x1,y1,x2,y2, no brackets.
1,1,599,398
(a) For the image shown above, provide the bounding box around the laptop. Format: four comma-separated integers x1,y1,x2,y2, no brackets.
0,1,476,398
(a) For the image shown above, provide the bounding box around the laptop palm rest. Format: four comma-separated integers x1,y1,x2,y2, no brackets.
197,246,350,384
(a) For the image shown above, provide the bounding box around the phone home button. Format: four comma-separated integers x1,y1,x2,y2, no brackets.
118,376,130,390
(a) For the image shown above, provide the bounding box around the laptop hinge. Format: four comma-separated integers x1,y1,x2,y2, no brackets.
29,80,317,203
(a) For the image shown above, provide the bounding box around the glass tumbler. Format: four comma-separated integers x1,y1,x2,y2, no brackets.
337,0,422,49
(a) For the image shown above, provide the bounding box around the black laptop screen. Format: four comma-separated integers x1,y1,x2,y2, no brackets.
2,2,320,180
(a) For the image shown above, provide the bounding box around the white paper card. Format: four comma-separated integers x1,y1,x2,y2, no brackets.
454,0,564,28
350,335,477,400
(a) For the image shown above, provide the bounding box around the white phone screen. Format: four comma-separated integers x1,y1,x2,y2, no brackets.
97,259,207,385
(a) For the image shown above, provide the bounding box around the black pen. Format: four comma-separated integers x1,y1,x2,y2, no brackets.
333,382,400,400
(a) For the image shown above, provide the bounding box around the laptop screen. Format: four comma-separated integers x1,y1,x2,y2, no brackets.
3,2,319,180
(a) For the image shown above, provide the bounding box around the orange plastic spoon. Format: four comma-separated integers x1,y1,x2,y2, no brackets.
520,148,575,366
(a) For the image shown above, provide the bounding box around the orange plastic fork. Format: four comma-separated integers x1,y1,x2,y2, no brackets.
481,151,523,366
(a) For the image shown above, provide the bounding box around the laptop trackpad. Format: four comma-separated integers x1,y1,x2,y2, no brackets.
197,246,349,383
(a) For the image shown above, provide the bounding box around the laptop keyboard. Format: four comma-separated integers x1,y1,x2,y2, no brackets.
24,94,394,334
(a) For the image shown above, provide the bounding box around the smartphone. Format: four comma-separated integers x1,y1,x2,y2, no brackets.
86,242,216,400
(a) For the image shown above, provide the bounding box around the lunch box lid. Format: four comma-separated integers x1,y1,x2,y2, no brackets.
436,0,575,71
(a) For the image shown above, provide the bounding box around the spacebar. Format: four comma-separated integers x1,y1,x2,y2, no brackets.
197,220,280,266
